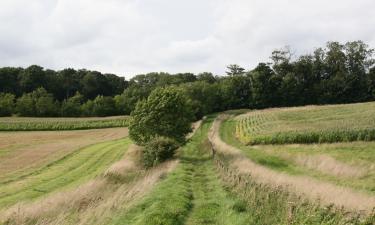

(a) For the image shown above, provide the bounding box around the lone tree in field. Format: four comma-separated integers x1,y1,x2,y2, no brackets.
129,86,194,145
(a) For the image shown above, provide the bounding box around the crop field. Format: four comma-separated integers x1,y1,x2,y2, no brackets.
235,102,375,145
0,116,129,131
0,128,128,182
1,104,374,225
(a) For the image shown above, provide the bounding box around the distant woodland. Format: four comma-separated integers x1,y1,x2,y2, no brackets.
0,41,374,117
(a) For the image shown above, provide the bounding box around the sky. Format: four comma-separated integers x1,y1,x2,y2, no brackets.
0,0,374,79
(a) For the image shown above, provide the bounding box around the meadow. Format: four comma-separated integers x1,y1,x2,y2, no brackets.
235,102,375,145
0,116,129,131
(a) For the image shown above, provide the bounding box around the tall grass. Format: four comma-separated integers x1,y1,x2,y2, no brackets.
0,116,129,131
214,153,375,225
235,102,375,144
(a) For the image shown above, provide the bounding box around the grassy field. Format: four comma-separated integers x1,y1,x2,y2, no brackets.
223,115,375,193
0,138,131,209
0,116,129,131
0,128,128,182
235,102,375,144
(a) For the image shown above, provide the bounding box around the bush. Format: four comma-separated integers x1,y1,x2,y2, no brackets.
142,137,179,168
0,93,15,116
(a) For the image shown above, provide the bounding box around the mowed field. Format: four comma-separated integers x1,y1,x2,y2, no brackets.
1,103,375,224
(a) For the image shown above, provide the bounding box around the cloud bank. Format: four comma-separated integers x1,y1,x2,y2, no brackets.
0,0,374,78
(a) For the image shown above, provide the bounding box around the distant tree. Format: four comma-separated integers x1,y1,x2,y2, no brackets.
81,100,95,116
16,93,35,116
92,95,116,116
19,65,46,93
61,92,84,117
249,63,280,108
0,93,16,116
197,72,216,83
181,81,220,119
81,71,110,99
32,88,58,116
219,76,252,110
226,64,245,76
367,67,375,99
129,87,193,145
16,88,57,117
0,67,22,95
105,73,128,96
56,68,81,100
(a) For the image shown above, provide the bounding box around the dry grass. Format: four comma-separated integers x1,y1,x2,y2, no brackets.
0,143,178,225
0,128,128,181
209,115,375,213
279,153,367,178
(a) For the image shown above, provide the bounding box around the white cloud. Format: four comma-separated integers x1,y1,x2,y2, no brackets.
0,0,374,78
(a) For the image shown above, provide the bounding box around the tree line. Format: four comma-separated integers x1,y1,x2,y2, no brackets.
0,40,374,117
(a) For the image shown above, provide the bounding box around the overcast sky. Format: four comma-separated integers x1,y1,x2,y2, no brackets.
0,0,374,78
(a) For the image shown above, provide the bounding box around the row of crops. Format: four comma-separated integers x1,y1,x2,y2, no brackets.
0,116,130,131
235,102,375,145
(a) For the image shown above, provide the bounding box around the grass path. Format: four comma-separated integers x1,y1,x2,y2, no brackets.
110,116,253,225
0,138,131,209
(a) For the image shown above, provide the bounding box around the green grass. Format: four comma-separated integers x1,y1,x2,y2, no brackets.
221,116,375,193
109,116,254,225
0,116,129,131
0,138,131,208
235,102,375,144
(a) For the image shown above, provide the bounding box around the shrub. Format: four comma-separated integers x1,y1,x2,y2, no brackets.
142,137,179,168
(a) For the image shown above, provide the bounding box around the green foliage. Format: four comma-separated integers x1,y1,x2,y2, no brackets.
61,92,84,117
0,93,15,116
92,95,117,116
1,40,375,118
142,137,179,168
129,87,194,145
15,88,57,117
15,93,35,116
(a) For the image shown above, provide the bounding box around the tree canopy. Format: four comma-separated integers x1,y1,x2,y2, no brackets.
129,87,194,145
